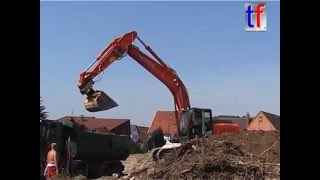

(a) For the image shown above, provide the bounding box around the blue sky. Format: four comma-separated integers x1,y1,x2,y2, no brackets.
40,1,280,127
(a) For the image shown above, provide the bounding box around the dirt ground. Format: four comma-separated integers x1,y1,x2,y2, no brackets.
118,130,280,180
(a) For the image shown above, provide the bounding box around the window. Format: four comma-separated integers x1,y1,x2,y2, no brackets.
203,111,212,130
204,112,211,123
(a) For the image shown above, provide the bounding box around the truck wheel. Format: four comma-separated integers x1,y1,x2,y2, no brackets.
40,160,46,179
98,163,112,177
69,160,88,178
111,161,124,174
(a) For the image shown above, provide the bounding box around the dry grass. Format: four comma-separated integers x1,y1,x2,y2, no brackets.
70,175,87,180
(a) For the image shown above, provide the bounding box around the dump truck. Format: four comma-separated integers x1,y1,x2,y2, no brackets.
40,119,132,179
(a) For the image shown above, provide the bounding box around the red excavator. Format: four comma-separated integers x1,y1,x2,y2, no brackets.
78,31,215,142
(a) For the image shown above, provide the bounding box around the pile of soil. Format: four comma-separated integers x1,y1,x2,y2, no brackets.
126,131,280,180
90,127,113,134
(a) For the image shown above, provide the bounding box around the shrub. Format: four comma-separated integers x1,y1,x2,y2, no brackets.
147,128,166,150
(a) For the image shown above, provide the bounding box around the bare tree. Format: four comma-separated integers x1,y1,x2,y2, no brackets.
40,97,48,120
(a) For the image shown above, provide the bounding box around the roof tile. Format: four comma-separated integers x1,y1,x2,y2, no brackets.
148,111,177,135
262,111,280,130
56,116,129,131
137,126,150,142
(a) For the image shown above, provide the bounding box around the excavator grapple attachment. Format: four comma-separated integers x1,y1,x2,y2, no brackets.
151,141,182,160
84,90,118,112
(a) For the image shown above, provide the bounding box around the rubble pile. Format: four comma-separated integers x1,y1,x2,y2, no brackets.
127,131,280,180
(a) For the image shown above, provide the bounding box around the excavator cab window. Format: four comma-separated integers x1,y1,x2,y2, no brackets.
202,110,213,131
193,111,202,125
188,108,213,137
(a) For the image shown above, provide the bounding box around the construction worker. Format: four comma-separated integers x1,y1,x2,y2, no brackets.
44,143,59,180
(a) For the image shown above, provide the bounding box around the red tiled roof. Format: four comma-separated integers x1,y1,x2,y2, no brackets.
57,116,129,131
137,126,150,142
137,126,149,133
130,125,137,133
148,111,177,135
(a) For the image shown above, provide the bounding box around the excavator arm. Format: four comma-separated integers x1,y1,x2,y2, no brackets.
78,31,136,95
78,32,138,112
78,31,213,140
78,31,191,127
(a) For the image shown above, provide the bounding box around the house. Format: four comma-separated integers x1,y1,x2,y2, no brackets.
131,125,150,148
212,113,251,131
137,126,150,143
148,111,177,139
56,116,131,136
247,111,280,131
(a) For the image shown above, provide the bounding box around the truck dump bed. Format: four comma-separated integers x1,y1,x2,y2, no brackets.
73,128,131,161
40,120,132,167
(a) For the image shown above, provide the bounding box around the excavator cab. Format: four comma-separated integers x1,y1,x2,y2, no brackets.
153,108,213,160
84,90,118,112
179,108,213,140
189,108,213,138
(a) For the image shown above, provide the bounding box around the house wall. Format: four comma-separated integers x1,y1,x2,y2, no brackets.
247,112,276,131
111,121,131,136
138,142,145,149
131,126,139,143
